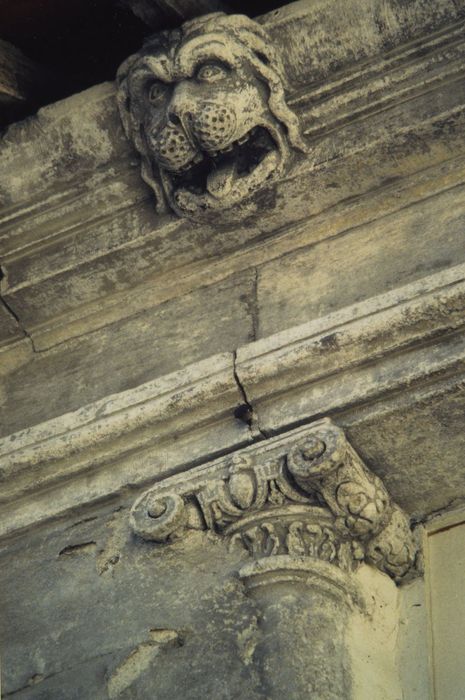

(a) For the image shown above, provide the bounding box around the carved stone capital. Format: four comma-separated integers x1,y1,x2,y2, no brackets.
130,418,419,584
286,429,418,581
116,12,306,221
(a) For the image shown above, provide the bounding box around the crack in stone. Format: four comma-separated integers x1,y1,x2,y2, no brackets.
251,266,259,342
58,541,97,557
233,349,267,440
413,497,465,527
242,266,260,343
2,675,45,697
0,267,38,353
96,508,128,576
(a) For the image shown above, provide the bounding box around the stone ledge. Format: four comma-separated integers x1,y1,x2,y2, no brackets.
2,265,465,539
262,0,465,90
0,353,249,538
237,262,465,432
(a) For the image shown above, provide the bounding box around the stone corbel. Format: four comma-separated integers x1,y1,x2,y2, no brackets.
130,418,419,699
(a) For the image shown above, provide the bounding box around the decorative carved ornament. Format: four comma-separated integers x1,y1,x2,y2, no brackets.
116,13,306,221
130,419,420,585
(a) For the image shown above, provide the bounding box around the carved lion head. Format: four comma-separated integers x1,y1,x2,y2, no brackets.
116,12,306,220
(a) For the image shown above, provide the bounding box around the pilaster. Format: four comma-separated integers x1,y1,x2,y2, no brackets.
130,418,419,698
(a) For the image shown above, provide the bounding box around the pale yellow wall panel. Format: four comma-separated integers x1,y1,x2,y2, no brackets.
427,517,465,700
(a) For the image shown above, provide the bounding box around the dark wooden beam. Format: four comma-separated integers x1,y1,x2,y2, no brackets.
0,39,54,126
123,0,230,28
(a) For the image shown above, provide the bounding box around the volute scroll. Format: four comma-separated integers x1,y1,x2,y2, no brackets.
130,419,420,584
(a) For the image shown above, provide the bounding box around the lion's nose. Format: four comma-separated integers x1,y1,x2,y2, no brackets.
190,102,237,152
166,87,196,132
166,106,196,149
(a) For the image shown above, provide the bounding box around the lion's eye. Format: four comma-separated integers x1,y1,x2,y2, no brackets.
196,63,229,83
148,82,167,103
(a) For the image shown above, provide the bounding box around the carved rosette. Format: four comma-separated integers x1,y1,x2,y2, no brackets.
130,419,419,585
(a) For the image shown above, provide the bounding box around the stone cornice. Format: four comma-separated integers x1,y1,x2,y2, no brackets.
130,419,419,583
1,8,465,348
0,353,250,539
294,18,465,141
262,0,465,90
1,264,465,540
236,262,465,433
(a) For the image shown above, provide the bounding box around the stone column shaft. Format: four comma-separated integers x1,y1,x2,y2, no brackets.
241,557,354,700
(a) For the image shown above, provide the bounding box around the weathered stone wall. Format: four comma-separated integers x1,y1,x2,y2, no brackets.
1,504,266,699
1,0,465,435
0,458,427,700
1,0,465,697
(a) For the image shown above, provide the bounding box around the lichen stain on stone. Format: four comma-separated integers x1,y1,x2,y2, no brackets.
40,84,116,163
106,629,181,699
236,615,260,666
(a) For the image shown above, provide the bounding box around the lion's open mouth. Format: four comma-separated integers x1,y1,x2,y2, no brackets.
166,126,279,203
